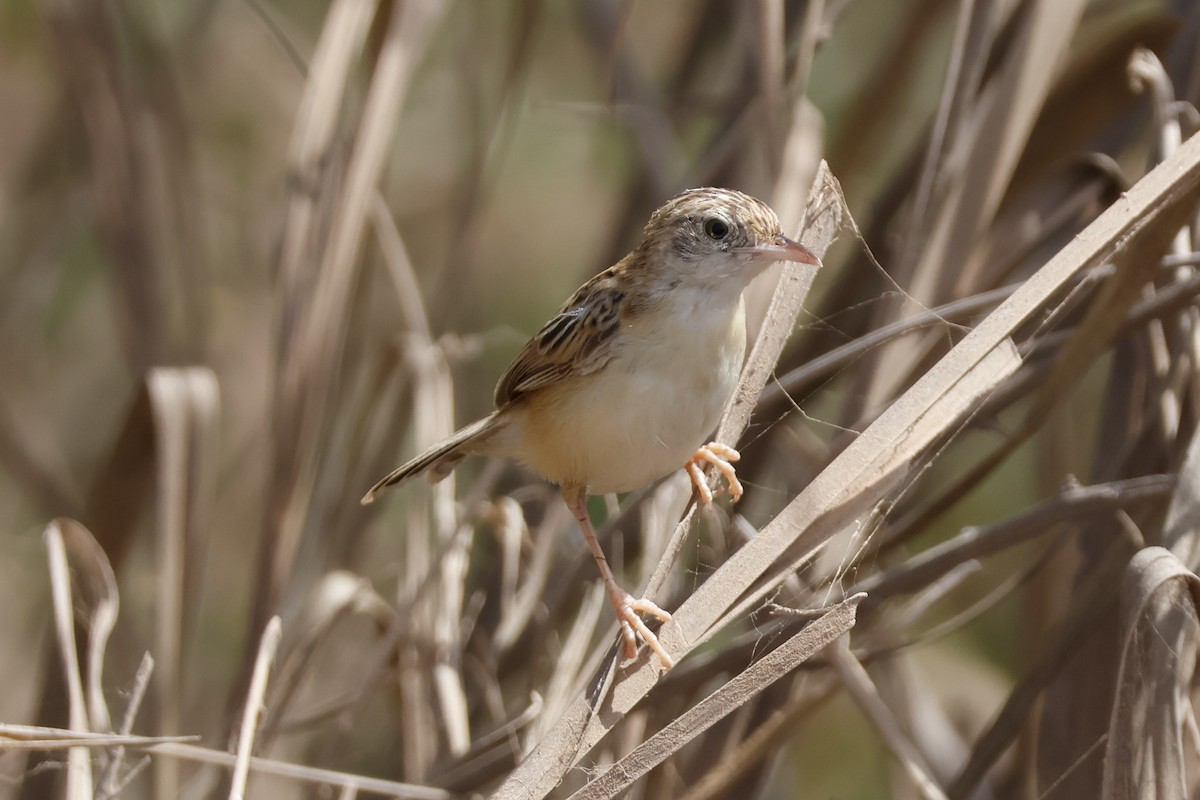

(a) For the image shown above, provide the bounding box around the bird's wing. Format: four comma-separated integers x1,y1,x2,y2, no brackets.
494,268,628,406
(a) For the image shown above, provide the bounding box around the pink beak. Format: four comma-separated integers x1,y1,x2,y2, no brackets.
744,235,821,266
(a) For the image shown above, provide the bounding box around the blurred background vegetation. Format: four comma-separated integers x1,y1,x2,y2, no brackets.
3,0,1200,798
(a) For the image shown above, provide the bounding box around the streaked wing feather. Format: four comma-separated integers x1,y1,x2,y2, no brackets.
495,269,626,406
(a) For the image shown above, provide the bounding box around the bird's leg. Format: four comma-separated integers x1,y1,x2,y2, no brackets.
562,486,675,670
686,442,743,505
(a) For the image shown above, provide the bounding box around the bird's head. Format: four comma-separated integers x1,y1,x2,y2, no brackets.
639,187,820,289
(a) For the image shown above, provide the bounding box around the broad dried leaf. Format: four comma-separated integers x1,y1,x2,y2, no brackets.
1102,547,1200,800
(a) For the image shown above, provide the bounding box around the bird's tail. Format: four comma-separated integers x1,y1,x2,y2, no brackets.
360,412,504,505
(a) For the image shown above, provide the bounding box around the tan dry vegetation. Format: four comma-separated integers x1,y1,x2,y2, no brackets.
2,1,1200,798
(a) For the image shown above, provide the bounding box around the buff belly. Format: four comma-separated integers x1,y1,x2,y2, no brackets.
514,292,747,494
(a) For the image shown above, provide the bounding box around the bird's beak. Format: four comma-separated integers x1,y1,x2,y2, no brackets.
740,235,821,266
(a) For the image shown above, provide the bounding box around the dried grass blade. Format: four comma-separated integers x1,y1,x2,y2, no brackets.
564,595,861,800
529,582,606,750
751,0,786,164
98,652,155,798
44,520,94,800
898,0,979,272
151,740,452,800
0,723,194,750
287,0,375,170
149,368,187,753
401,339,461,775
264,0,448,629
147,366,219,800
925,0,1088,302
434,533,472,756
278,0,377,297
856,475,1175,602
53,520,125,797
495,502,570,656
49,519,120,736
230,616,283,800
492,498,530,644
369,194,434,345
1101,547,1200,800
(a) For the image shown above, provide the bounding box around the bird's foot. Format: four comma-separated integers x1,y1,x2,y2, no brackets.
686,442,743,505
611,593,674,670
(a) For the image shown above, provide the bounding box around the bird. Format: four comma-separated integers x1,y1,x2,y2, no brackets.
362,187,820,670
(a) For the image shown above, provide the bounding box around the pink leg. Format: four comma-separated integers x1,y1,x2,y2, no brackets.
687,442,743,505
562,486,674,670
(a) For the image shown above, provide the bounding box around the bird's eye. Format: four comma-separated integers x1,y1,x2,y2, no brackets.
704,218,730,240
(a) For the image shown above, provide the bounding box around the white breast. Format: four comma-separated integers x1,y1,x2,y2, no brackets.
516,287,747,494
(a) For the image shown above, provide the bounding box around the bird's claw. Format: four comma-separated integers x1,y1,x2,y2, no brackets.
686,442,743,505
613,594,674,670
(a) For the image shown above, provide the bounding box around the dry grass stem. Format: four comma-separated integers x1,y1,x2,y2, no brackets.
230,616,283,800
0,725,194,751
45,521,94,800
149,742,452,800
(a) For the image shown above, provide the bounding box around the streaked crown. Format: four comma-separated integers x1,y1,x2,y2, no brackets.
641,187,786,264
